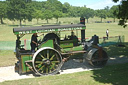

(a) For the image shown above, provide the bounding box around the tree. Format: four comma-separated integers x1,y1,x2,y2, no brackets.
109,5,119,22
68,6,81,17
31,1,43,10
0,1,7,24
52,0,63,11
45,0,62,12
96,10,107,22
62,2,70,13
113,0,128,27
43,10,53,23
80,7,95,23
104,6,111,18
6,0,33,26
32,9,42,24
53,10,63,23
104,6,110,11
44,1,55,11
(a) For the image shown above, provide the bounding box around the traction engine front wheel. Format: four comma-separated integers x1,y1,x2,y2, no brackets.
32,47,63,75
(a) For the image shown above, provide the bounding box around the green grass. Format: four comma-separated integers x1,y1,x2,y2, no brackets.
86,23,128,42
0,63,128,85
0,50,16,67
0,17,128,41
104,43,128,57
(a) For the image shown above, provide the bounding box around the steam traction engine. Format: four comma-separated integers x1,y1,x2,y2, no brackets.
13,23,108,76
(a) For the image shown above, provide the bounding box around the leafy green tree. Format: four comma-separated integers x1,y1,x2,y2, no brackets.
68,6,81,17
44,1,55,11
33,9,43,24
113,0,128,27
104,6,111,17
53,10,63,23
96,10,107,22
43,10,53,23
80,7,95,23
104,6,110,11
6,0,33,26
109,5,119,22
0,1,7,24
45,0,62,11
31,1,43,10
62,2,70,13
53,0,63,11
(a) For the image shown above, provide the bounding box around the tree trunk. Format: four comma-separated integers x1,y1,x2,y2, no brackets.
56,18,58,23
87,19,89,23
0,17,4,24
101,18,102,23
47,19,49,23
37,18,39,24
20,19,22,26
113,17,115,22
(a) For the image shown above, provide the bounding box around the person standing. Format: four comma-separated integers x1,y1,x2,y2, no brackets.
106,29,109,39
30,33,38,53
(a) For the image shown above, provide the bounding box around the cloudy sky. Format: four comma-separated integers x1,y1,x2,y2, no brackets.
36,0,121,9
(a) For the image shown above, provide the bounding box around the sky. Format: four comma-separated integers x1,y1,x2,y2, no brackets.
36,0,121,10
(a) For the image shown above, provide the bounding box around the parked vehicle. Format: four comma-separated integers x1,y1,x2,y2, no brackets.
13,23,108,76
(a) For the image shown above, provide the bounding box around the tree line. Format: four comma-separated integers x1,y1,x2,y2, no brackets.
0,0,126,27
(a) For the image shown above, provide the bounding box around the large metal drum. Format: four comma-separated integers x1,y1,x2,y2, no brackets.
86,48,108,67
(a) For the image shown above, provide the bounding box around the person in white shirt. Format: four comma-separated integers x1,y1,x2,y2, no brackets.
106,29,109,39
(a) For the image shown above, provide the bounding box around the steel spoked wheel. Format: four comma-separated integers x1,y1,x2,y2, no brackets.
90,50,108,67
32,47,62,75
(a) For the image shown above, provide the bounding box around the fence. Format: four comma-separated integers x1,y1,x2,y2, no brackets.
0,36,125,50
99,36,125,47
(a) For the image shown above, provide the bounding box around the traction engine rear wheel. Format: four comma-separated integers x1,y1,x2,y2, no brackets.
90,50,108,67
32,47,62,75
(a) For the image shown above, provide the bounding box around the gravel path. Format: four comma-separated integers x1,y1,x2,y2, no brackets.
0,56,128,82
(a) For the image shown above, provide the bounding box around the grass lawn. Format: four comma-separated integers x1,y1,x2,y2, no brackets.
0,17,128,41
0,62,128,85
104,43,128,57
0,50,16,67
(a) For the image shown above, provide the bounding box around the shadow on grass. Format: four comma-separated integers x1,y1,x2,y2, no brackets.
104,42,128,57
91,63,128,85
91,42,128,85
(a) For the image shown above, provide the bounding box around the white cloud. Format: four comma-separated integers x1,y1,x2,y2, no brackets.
87,0,121,10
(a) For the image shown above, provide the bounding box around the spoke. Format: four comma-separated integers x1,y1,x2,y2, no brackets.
51,61,60,63
35,62,43,68
39,53,45,59
46,66,49,74
50,54,55,60
38,65,45,71
47,50,50,59
50,66,55,71
41,70,44,73
49,63,55,70
35,61,42,63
